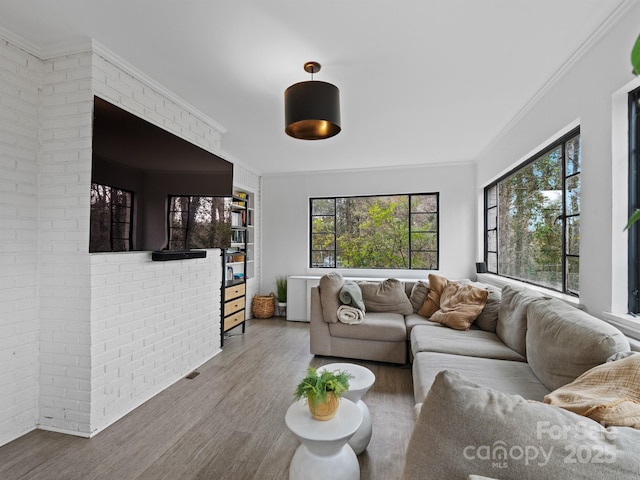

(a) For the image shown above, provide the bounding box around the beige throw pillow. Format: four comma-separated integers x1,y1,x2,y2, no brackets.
544,353,640,428
417,274,447,317
429,282,489,330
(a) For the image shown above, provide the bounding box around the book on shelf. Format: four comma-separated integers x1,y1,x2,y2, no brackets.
231,230,245,244
231,211,243,227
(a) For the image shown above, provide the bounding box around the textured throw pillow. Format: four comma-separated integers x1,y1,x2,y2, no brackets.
544,354,640,428
358,278,413,314
319,272,344,323
409,280,429,312
429,282,489,330
417,274,448,317
459,280,501,333
402,370,640,480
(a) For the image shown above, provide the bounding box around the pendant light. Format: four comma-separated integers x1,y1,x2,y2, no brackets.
284,62,341,140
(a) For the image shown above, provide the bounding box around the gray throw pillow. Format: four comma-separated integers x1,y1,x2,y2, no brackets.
402,370,640,480
459,280,501,332
409,280,430,312
358,278,413,315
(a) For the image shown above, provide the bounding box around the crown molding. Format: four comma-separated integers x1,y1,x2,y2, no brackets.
261,158,476,178
476,0,640,162
90,40,227,135
0,25,42,58
0,27,228,137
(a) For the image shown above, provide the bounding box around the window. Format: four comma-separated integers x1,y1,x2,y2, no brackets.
484,128,580,295
310,193,439,269
629,87,640,314
168,196,231,250
90,183,133,252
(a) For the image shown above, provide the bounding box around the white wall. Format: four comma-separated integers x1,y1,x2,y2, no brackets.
261,163,477,294
89,251,221,434
0,34,237,445
0,38,41,446
475,2,640,319
38,50,94,436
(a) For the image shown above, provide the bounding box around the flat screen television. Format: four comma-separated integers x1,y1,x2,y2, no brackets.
90,96,233,253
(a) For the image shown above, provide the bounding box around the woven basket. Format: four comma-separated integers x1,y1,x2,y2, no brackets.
252,293,275,319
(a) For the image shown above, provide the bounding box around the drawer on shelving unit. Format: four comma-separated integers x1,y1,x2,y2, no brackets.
224,297,245,316
225,283,245,300
224,310,245,331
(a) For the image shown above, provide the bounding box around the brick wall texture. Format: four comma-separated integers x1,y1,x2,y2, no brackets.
0,36,228,445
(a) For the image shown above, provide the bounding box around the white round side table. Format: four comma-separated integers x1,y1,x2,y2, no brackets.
318,363,375,455
285,398,362,480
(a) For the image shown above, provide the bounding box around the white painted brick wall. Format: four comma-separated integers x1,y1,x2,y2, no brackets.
37,51,94,436
0,40,41,446
89,45,225,434
0,34,234,445
89,252,221,433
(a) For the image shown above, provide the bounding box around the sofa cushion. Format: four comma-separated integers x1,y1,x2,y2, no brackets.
543,347,640,428
329,312,407,342
429,282,489,330
465,281,501,333
405,313,442,334
358,278,413,314
402,370,640,480
496,285,545,357
409,280,429,312
412,352,548,404
410,326,526,362
417,273,448,317
319,272,344,323
526,298,630,391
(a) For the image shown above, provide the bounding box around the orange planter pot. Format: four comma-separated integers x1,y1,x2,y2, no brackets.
308,392,340,421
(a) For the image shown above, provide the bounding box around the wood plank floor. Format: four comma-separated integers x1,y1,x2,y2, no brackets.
0,319,415,480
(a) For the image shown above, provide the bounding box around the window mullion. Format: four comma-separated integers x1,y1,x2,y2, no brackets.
561,141,567,294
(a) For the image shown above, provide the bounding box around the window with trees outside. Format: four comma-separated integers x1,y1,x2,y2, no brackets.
310,193,439,269
168,196,232,250
484,128,580,295
90,183,133,252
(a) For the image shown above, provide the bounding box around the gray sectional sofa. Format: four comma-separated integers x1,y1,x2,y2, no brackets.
310,273,640,479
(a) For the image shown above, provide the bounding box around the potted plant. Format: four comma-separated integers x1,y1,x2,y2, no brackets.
294,367,353,420
276,275,288,317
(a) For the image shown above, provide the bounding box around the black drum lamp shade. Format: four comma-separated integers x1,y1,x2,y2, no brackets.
284,62,341,140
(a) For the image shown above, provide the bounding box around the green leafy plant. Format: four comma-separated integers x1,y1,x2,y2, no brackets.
627,37,640,229
632,34,640,76
276,275,287,303
294,367,352,407
625,209,640,230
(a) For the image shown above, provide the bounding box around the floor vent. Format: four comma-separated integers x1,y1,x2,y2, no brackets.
186,371,200,379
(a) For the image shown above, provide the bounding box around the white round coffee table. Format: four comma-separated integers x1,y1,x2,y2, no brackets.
285,398,362,480
318,363,375,454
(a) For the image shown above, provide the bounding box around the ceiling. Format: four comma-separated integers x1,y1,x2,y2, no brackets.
0,0,631,175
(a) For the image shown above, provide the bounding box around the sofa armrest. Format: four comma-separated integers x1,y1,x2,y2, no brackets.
310,286,332,355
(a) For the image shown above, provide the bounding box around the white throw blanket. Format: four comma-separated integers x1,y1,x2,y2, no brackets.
337,304,365,325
